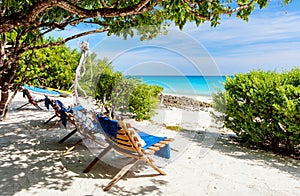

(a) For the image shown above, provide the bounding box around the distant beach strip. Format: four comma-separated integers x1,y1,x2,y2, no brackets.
129,76,228,96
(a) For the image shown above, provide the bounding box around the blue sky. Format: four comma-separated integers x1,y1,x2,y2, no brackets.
51,1,300,76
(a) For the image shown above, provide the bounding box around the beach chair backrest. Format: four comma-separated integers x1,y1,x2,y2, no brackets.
115,121,144,153
46,97,76,126
47,98,62,117
23,89,40,105
94,113,144,154
19,88,44,110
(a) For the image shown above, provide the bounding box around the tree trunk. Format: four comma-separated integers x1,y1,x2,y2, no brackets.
0,35,7,120
271,136,280,150
0,86,9,121
2,88,19,120
0,55,20,120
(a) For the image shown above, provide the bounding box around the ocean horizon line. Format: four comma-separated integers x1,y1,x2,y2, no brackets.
129,75,227,96
125,75,233,77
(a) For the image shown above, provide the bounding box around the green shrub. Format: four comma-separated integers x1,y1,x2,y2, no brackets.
273,84,300,149
129,83,163,120
214,68,300,152
94,63,163,120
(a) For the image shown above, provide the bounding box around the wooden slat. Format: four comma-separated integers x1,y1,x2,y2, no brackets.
147,146,160,151
117,131,126,136
132,136,139,141
153,143,166,148
159,140,173,145
116,134,130,141
116,143,136,152
128,130,135,136
144,149,155,155
117,139,133,147
117,129,126,134
160,141,170,145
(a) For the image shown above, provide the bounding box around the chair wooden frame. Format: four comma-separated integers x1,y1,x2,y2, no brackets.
82,113,174,191
44,98,79,144
17,89,44,110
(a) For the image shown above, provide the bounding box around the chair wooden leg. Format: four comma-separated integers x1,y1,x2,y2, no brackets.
143,156,166,175
58,128,77,144
44,114,57,124
33,103,42,110
63,139,83,155
46,120,61,130
103,159,139,191
83,146,112,173
16,102,30,110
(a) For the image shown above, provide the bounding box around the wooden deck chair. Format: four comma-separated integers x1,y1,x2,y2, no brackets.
16,89,44,110
82,113,174,191
63,110,108,155
44,97,85,144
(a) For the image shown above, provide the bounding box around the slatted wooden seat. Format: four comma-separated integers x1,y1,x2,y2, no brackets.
82,113,174,191
16,89,44,110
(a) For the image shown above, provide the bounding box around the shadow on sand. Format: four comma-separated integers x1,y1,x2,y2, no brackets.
1,108,299,195
192,130,300,181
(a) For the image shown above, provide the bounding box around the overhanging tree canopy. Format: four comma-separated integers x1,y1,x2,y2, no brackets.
0,0,292,120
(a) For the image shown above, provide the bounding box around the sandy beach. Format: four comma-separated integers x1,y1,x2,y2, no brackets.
0,91,299,196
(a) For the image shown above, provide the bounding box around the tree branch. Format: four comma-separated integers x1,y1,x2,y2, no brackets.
101,0,111,8
38,17,88,36
0,0,152,33
25,28,109,51
222,0,255,14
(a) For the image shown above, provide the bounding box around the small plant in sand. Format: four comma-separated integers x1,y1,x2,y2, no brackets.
165,125,184,131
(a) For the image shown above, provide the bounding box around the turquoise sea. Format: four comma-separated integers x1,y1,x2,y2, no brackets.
131,76,227,96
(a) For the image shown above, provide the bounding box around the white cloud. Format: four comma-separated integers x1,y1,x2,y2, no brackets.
182,9,300,74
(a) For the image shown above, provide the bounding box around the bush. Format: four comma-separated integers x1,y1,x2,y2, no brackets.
214,68,300,153
129,84,163,120
94,63,163,120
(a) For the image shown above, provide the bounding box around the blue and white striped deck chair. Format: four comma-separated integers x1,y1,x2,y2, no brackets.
82,112,174,191
17,85,62,110
16,88,45,110
44,96,85,143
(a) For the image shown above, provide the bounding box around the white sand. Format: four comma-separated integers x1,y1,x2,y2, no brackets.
0,92,299,196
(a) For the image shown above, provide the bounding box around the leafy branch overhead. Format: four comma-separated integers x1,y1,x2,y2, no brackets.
0,0,292,120
0,0,292,34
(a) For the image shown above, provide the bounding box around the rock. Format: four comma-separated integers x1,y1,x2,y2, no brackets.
159,94,212,111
